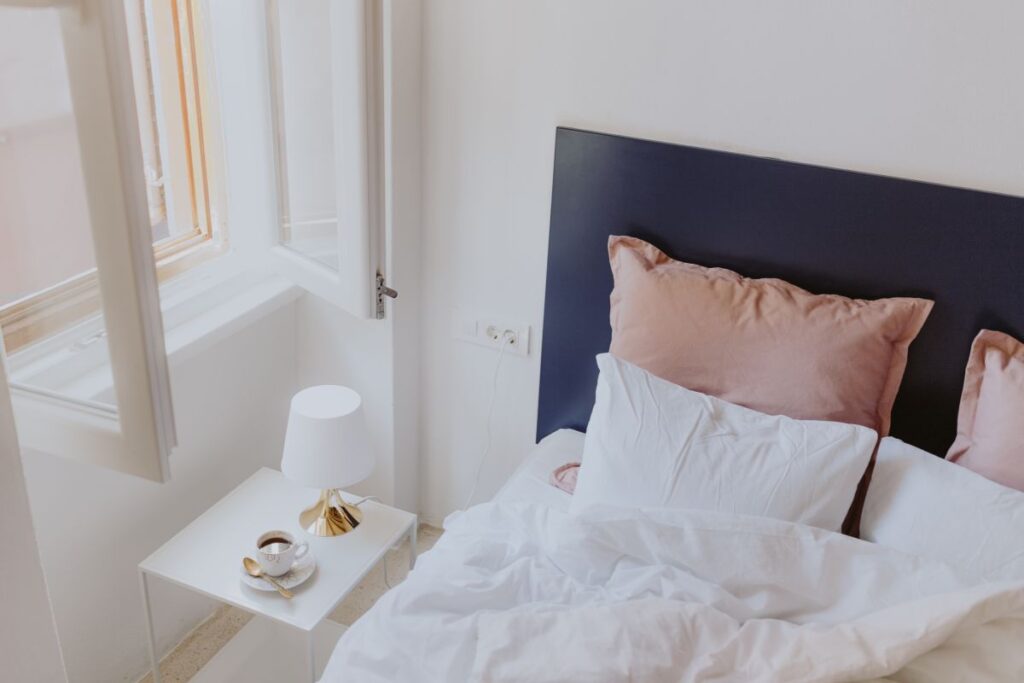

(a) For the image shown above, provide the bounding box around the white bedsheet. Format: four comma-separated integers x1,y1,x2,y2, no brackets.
492,428,582,511
321,502,1024,682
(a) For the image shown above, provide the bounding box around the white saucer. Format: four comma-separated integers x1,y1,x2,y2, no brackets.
240,552,317,592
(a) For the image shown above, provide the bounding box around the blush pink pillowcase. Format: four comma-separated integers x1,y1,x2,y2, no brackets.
946,330,1024,491
608,236,933,533
609,236,933,434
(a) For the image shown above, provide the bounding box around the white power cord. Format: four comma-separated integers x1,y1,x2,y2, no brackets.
462,331,514,510
349,494,395,588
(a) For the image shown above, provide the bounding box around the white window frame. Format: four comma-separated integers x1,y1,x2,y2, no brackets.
3,0,177,482
262,0,385,319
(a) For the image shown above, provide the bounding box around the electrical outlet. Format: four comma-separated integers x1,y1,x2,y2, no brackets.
453,311,531,356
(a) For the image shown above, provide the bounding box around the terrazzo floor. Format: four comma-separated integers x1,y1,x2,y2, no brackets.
138,523,443,683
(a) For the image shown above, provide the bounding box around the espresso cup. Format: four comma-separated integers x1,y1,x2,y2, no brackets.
256,530,309,577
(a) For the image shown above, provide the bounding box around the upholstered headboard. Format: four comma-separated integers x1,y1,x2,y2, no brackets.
537,128,1024,456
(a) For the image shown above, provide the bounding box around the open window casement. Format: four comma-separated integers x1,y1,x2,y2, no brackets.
263,0,386,319
1,0,177,482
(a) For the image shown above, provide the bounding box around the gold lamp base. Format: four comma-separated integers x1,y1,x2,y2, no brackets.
299,489,363,537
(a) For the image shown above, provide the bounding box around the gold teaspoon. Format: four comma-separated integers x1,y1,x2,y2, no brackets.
242,557,293,599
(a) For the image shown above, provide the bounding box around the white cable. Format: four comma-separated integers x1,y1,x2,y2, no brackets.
462,332,513,510
347,494,398,587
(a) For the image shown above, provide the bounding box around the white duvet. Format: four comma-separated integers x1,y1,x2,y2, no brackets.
321,502,1024,682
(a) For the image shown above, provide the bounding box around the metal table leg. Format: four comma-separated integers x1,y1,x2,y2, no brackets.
138,570,162,683
307,628,316,682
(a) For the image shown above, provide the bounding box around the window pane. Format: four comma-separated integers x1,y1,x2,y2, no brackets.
138,0,212,247
0,5,119,411
0,7,97,309
123,0,170,241
269,0,340,271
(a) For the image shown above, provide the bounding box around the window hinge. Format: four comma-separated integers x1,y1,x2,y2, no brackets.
375,272,397,319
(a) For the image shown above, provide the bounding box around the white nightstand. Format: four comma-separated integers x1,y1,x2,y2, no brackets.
138,468,417,682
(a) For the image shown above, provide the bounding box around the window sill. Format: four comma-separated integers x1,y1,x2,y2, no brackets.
8,255,301,402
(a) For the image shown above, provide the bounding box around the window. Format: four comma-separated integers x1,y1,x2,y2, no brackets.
0,0,223,355
1,0,179,482
0,0,386,482
263,0,383,318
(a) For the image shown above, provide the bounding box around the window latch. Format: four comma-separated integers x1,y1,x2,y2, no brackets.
376,272,397,319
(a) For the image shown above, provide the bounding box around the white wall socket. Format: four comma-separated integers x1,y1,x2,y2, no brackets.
453,311,531,356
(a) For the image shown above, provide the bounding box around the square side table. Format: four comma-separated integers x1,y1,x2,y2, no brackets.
138,468,417,682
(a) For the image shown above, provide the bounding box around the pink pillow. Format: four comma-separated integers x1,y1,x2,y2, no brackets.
608,236,933,533
946,330,1024,491
609,236,932,434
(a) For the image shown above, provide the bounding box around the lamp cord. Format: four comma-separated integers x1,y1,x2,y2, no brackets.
462,332,513,510
347,494,394,587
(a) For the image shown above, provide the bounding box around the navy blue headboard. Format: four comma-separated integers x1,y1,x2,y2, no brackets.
537,128,1024,456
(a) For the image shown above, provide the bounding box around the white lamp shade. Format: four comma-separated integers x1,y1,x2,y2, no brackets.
281,385,375,490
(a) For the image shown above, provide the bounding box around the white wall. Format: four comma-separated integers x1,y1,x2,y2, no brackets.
0,356,67,682
21,305,297,683
416,0,1024,522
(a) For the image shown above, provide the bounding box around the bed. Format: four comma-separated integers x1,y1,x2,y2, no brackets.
492,428,580,511
321,129,1024,682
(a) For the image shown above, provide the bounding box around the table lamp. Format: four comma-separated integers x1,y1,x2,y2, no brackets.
281,385,375,537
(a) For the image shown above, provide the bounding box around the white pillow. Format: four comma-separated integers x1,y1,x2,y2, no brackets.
862,437,1024,582
570,354,877,530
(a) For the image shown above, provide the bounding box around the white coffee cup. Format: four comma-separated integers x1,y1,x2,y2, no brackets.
256,530,309,577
